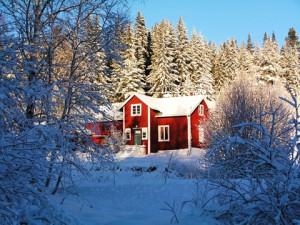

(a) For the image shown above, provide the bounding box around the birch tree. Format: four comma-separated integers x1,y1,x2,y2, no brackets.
0,0,129,222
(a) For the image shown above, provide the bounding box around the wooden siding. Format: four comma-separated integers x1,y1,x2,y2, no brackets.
191,100,209,148
124,96,149,150
154,116,188,152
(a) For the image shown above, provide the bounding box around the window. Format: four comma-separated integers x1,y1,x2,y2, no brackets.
124,128,131,140
131,104,142,116
199,127,205,142
158,125,170,142
199,105,204,116
142,128,148,140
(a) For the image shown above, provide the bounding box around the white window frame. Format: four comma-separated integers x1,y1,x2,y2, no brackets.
158,125,170,142
131,104,142,116
199,105,204,116
199,126,205,142
124,128,131,140
142,128,148,140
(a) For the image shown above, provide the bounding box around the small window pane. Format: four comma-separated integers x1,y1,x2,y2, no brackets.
142,128,147,140
164,127,169,140
131,104,141,116
158,125,169,142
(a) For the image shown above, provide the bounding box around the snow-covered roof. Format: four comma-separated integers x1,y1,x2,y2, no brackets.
119,93,214,117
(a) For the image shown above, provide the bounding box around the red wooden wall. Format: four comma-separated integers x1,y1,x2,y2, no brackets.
123,96,149,148
191,100,209,148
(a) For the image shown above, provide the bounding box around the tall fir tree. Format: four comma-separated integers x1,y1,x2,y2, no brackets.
147,20,179,97
247,33,254,54
281,37,300,96
256,38,282,84
271,31,276,42
84,15,108,86
263,32,269,45
197,37,214,97
285,27,300,62
186,29,201,95
117,24,145,100
212,43,226,91
224,38,239,82
176,17,190,90
238,42,254,76
134,12,149,77
285,27,299,48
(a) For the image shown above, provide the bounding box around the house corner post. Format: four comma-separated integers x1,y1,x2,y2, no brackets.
187,115,191,155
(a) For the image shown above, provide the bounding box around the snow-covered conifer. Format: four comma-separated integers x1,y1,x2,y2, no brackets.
117,24,145,99
176,17,190,90
134,12,150,76
147,20,179,97
246,33,254,54
238,42,254,76
281,42,300,96
256,38,282,83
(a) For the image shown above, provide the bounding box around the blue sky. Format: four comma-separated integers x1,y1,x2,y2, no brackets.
130,0,300,47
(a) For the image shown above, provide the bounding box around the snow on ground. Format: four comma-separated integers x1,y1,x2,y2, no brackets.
50,147,220,225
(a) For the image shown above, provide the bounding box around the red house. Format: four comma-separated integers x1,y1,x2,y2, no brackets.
117,93,212,154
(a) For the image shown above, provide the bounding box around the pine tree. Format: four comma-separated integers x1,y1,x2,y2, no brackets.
212,43,226,91
134,12,149,77
238,42,254,76
198,37,214,96
263,32,269,45
84,15,108,86
257,39,282,84
108,58,122,102
187,29,201,94
117,24,145,99
271,31,276,42
281,41,300,96
285,27,299,48
224,38,239,82
247,33,254,54
147,20,179,97
176,17,190,90
213,38,239,91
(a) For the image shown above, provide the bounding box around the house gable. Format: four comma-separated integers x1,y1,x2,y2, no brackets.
123,95,150,148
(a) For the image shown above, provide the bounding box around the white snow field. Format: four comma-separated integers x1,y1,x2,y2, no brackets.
50,147,220,225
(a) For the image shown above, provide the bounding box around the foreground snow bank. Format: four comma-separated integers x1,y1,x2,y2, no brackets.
50,148,219,225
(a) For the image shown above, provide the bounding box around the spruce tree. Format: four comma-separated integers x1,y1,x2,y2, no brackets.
285,27,299,48
212,43,226,91
263,32,269,45
238,42,254,76
176,17,190,90
257,39,282,84
271,31,276,42
84,15,108,86
187,30,201,92
134,12,149,77
117,24,145,100
147,20,179,97
224,38,239,82
247,33,254,54
198,37,214,97
281,41,300,96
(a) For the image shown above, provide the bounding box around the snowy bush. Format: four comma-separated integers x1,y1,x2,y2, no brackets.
204,87,300,224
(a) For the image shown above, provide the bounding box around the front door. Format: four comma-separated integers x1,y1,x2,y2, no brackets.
134,129,142,145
